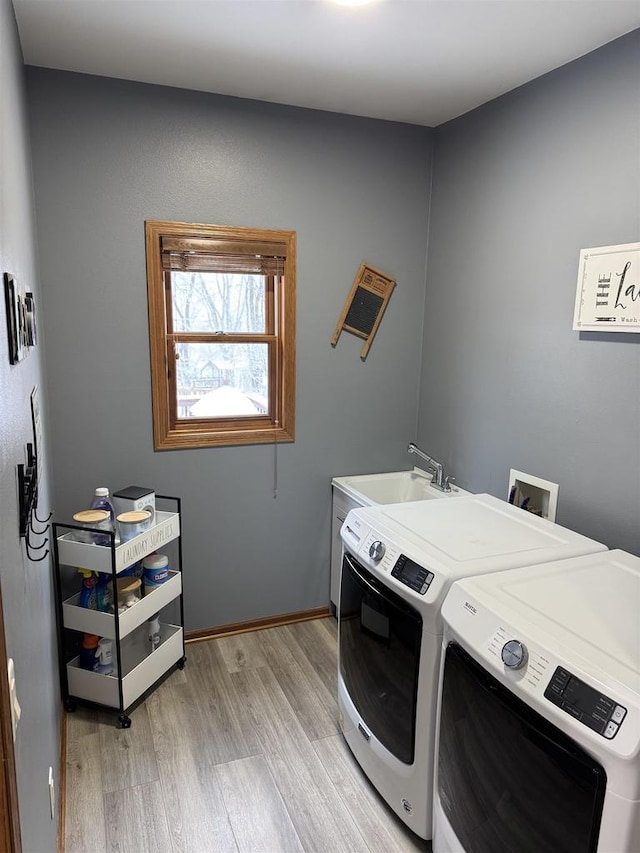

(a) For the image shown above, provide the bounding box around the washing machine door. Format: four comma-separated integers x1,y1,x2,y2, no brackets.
339,551,422,764
437,642,607,853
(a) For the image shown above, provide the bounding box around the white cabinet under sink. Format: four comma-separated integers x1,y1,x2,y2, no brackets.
330,486,363,611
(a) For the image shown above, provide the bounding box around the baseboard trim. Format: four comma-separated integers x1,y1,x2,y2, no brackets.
185,606,332,643
58,711,67,853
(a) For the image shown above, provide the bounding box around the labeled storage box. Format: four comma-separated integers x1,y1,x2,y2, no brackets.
56,510,179,574
113,485,155,522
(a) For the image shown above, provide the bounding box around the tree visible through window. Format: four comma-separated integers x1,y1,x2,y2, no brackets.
145,221,296,449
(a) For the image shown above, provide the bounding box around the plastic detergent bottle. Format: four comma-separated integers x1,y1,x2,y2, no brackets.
79,634,100,670
78,569,98,609
119,560,143,580
147,615,161,654
95,573,113,613
95,639,115,675
90,487,116,542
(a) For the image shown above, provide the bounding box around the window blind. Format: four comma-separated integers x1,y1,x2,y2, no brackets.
161,236,286,275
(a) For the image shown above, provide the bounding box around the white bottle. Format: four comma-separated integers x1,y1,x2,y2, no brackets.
147,615,161,654
96,639,116,675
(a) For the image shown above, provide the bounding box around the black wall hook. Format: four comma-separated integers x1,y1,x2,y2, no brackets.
26,544,49,562
33,508,53,525
29,513,50,536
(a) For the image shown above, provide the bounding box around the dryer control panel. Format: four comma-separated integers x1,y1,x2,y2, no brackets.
544,666,627,739
391,554,434,595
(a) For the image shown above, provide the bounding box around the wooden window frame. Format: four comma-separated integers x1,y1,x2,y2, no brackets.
145,220,296,449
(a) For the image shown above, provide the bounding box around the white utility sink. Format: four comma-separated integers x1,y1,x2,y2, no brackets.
333,467,470,506
329,467,471,608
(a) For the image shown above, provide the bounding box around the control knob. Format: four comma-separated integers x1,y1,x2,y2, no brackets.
501,639,528,670
369,540,385,562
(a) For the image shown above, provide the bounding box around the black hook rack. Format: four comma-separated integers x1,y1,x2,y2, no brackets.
18,442,50,561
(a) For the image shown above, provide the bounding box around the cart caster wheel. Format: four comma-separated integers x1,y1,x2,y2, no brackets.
177,656,187,670
64,699,77,713
117,715,132,729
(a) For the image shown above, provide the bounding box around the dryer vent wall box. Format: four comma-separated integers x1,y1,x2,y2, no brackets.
508,469,558,522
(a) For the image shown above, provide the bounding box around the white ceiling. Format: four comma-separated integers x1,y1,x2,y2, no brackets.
12,0,640,127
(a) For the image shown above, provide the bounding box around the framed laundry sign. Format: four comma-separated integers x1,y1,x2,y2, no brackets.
573,242,640,332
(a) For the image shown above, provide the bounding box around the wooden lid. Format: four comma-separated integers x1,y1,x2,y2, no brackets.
114,577,142,594
116,510,151,524
73,509,109,523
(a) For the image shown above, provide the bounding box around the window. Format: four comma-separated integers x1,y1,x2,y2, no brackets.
145,220,296,449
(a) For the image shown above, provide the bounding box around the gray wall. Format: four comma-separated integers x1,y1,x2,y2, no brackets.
418,29,640,553
0,0,60,849
26,69,434,630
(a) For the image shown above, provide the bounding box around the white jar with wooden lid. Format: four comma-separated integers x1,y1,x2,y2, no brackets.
109,576,142,612
117,510,152,542
72,509,111,544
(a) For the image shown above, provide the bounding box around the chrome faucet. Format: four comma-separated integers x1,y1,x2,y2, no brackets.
407,442,453,492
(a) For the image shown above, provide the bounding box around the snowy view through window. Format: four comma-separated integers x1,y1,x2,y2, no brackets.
171,272,270,419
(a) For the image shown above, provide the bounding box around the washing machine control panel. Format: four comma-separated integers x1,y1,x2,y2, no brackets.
391,555,434,595
544,666,627,739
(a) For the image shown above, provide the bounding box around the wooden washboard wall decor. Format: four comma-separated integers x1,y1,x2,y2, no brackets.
331,263,396,359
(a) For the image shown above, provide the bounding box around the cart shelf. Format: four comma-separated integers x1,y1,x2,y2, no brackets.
55,510,180,574
66,623,183,710
62,570,182,639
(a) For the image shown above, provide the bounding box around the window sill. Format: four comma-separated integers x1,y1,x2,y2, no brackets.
153,424,295,450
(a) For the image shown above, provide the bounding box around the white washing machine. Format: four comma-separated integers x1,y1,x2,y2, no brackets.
337,493,607,840
434,549,640,853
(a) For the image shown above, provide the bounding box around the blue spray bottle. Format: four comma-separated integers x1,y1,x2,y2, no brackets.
95,573,113,613
78,569,97,609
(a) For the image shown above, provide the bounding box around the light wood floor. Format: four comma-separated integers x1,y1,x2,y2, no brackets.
64,617,431,852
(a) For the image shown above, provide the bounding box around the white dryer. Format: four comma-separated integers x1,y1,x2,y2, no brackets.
434,549,640,853
337,493,607,840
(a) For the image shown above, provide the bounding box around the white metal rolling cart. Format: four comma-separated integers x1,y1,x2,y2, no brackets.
52,494,185,728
